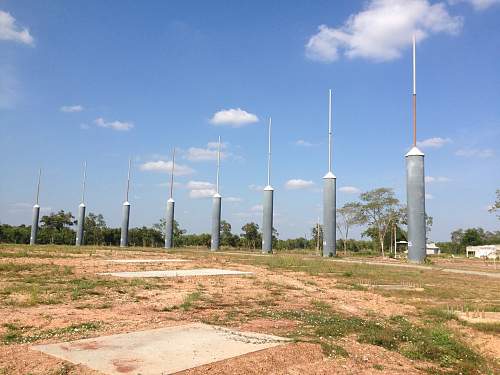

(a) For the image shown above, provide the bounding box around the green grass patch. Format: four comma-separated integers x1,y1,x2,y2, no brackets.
1,321,101,344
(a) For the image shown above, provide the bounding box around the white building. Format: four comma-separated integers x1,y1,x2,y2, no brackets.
466,245,500,259
426,242,440,255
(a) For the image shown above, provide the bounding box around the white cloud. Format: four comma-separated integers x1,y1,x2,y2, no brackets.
187,180,216,199
285,179,315,190
455,148,495,158
79,123,90,130
185,142,228,161
226,197,242,203
140,160,194,176
95,117,134,131
210,108,259,127
425,176,451,183
305,0,462,62
339,186,361,194
450,0,500,10
0,11,34,45
417,137,452,148
60,105,84,113
295,139,314,147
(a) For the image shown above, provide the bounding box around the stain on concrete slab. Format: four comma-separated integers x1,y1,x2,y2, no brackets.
32,323,288,375
105,259,188,264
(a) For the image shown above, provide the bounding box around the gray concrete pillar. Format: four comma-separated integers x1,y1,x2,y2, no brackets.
211,194,221,251
75,203,86,246
323,172,336,257
165,198,175,249
406,147,426,263
262,186,274,254
120,202,130,247
30,204,40,245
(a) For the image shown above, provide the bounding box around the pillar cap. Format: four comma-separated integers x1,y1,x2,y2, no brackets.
79,202,86,208
323,171,336,179
123,201,130,206
33,204,40,208
213,193,222,198
167,198,175,203
405,146,424,157
264,185,274,191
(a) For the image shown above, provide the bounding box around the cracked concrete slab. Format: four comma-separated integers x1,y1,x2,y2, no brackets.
97,268,253,278
32,323,288,374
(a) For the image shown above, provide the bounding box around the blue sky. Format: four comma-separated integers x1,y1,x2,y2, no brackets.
1,0,499,241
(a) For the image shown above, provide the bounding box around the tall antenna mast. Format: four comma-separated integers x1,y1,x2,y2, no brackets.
412,34,417,147
81,161,87,204
125,158,131,202
328,89,332,172
216,136,221,193
35,168,42,205
267,117,272,186
169,148,176,199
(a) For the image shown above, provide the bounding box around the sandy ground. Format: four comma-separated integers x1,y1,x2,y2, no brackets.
0,247,498,374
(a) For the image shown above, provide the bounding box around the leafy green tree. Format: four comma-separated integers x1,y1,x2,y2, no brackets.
220,220,239,247
358,188,402,257
153,219,186,246
241,222,260,250
40,210,75,244
85,213,107,245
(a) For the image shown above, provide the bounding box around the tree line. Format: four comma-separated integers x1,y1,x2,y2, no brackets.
1,187,498,255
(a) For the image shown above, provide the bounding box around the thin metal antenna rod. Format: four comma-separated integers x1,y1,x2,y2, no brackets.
328,89,332,172
35,168,42,205
412,34,417,147
216,136,221,193
81,161,87,204
125,158,131,202
267,117,272,186
169,148,176,199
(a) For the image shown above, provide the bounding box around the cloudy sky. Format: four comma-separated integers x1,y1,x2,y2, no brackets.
1,0,499,241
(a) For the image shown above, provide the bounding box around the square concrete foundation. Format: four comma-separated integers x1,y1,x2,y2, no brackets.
105,259,188,264
98,268,253,278
32,323,288,374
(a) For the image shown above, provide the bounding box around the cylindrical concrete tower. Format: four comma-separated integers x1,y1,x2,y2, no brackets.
406,147,426,262
165,148,176,250
120,202,130,247
262,118,274,254
323,90,336,257
165,198,175,248
211,137,222,251
406,35,426,263
30,168,42,245
30,205,40,245
75,203,86,246
120,159,132,248
75,162,87,246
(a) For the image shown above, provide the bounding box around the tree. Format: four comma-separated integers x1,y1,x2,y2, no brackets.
241,222,260,250
153,219,186,245
358,188,402,258
40,210,75,244
336,202,363,255
311,224,323,252
220,220,239,247
489,189,500,220
85,213,107,245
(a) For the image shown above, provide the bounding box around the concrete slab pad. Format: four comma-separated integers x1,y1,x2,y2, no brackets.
32,323,288,374
105,259,188,264
97,268,253,278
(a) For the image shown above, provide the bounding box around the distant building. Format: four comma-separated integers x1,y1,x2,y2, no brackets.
466,245,500,259
426,242,440,255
